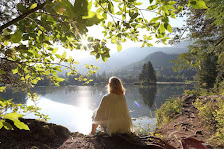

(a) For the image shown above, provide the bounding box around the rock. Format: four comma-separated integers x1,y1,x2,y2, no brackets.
41,125,56,141
72,132,80,137
11,118,70,141
183,94,196,104
195,130,203,135
52,124,70,138
204,144,213,149
181,137,207,149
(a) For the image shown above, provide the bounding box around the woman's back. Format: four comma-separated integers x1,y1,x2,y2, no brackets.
91,77,134,135
93,93,134,135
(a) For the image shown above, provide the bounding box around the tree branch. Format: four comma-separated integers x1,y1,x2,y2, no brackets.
215,37,224,46
0,2,46,32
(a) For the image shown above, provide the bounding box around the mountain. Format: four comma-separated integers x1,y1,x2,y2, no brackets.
122,51,179,70
76,41,189,74
114,51,196,82
114,51,179,78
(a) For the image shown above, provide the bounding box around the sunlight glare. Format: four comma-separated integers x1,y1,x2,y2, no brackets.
26,97,93,134
81,38,89,48
77,97,92,134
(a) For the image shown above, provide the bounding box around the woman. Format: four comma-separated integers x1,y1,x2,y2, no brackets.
91,77,134,135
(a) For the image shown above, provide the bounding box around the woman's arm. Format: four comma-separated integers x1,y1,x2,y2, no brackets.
91,96,108,134
91,123,98,135
93,96,108,122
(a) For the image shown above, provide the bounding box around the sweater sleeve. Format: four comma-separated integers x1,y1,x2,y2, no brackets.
93,96,109,124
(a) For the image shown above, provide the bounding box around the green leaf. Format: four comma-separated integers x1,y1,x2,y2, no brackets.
0,69,5,75
96,53,100,60
136,2,142,5
56,0,75,18
166,24,172,33
150,16,160,23
141,42,145,48
67,56,73,63
30,3,37,9
143,35,147,40
5,112,29,130
52,48,58,54
3,122,13,130
53,71,57,76
116,11,123,15
149,0,153,4
12,69,18,74
108,1,114,14
147,43,153,47
56,77,65,82
0,86,6,92
10,30,22,43
87,0,92,11
17,3,26,12
3,40,8,46
102,56,107,62
102,13,107,19
159,23,165,32
190,1,208,9
62,51,66,59
74,0,88,16
0,120,4,129
131,13,138,19
82,11,104,26
14,120,30,130
168,1,177,5
177,5,183,13
147,5,158,10
122,14,125,21
5,112,23,120
31,79,38,84
117,44,122,52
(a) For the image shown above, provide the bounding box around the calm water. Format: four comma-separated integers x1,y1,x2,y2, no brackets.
2,84,194,134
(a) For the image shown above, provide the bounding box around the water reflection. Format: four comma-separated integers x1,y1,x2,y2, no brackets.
26,97,92,134
1,84,194,133
0,89,27,104
139,85,157,109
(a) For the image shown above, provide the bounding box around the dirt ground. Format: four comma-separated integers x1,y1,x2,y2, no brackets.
155,95,224,149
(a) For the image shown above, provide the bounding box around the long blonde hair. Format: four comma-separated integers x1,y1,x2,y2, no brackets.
108,77,125,95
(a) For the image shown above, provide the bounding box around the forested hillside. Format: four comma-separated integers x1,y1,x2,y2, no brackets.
114,51,196,82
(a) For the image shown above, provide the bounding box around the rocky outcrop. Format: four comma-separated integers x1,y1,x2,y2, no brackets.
0,118,70,148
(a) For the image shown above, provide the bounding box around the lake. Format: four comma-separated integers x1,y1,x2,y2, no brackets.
2,84,194,134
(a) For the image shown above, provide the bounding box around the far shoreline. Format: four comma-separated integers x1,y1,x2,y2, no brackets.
33,81,197,88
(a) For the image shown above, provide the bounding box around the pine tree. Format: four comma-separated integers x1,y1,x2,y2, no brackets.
139,61,157,84
198,54,218,89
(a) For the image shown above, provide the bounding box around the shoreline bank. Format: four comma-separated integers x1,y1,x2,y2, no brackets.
1,95,223,148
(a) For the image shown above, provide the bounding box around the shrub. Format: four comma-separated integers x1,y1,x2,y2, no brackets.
155,97,184,127
193,97,224,146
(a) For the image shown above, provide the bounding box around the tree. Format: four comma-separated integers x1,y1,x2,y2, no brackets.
172,0,224,90
0,0,207,130
139,61,156,84
197,54,217,89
